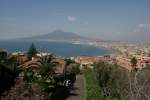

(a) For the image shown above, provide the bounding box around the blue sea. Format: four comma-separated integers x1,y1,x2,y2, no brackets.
0,40,112,57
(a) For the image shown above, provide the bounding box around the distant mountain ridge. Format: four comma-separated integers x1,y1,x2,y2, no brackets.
21,30,90,41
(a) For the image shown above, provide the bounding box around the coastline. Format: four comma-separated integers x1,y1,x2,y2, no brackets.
0,40,112,58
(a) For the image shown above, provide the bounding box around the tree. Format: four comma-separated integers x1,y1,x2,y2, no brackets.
92,61,150,100
36,57,58,92
65,59,75,66
131,57,137,70
21,57,58,93
0,57,20,95
68,63,80,74
93,62,129,100
38,57,57,77
27,43,37,60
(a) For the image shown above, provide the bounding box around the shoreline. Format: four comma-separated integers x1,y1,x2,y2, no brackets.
0,40,113,58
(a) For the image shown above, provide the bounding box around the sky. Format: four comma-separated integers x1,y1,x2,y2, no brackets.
0,0,150,41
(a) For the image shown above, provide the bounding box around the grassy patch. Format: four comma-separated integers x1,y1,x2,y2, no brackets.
84,68,105,100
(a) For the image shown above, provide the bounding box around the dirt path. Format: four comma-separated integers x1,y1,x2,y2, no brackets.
66,75,85,100
50,75,85,100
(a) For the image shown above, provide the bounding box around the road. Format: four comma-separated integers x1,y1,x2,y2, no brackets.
66,75,85,100
50,75,85,100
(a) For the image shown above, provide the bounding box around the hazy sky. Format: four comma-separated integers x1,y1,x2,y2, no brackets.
0,0,150,41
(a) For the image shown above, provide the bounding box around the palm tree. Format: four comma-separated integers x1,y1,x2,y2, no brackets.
36,57,58,92
21,56,58,92
38,57,57,77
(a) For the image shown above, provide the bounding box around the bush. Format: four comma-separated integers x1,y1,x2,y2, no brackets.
93,62,129,100
0,58,19,95
84,61,150,100
84,68,105,100
69,63,80,74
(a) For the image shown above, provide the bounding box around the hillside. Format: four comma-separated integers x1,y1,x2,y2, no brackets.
21,30,89,41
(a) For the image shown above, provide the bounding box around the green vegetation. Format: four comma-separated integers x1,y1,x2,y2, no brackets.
22,57,57,93
84,68,105,100
1,45,80,99
131,57,137,69
1,56,58,99
65,59,80,74
93,62,128,100
65,58,75,66
84,63,127,100
27,43,37,60
68,63,80,74
0,57,20,95
84,62,150,100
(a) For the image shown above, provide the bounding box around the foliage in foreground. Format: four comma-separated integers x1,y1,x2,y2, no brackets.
22,58,57,93
1,57,56,99
84,68,105,100
67,63,80,74
93,62,128,100
93,62,150,100
1,80,49,100
65,59,80,74
0,57,20,95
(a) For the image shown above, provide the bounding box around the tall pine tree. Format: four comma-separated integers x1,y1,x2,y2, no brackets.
27,43,37,60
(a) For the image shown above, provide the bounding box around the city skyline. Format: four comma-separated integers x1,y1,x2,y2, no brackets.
0,0,150,41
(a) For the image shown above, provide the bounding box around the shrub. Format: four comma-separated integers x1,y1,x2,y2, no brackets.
84,68,105,100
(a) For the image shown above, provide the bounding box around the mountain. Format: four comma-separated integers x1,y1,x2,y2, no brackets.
20,30,89,41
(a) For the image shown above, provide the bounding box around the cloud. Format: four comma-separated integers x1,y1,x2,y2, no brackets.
133,23,150,33
67,16,76,22
138,23,150,28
